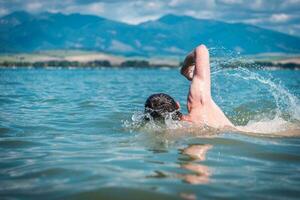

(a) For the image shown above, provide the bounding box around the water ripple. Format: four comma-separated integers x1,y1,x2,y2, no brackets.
0,68,299,199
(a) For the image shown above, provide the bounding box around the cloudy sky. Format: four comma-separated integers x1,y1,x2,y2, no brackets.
0,0,299,36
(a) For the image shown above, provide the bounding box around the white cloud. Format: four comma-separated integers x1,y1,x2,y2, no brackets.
218,0,243,5
0,0,299,36
250,0,264,10
85,2,105,14
0,7,8,16
25,1,42,12
270,13,290,23
63,2,105,15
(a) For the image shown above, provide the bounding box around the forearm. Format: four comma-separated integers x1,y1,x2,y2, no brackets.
187,45,211,104
194,45,210,84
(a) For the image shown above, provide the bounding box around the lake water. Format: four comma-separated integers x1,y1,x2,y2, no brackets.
0,66,300,200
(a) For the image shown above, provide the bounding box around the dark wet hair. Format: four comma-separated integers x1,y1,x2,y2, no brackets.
144,93,182,121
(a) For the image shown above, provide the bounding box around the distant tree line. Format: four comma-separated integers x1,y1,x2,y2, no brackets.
219,61,300,70
0,59,178,68
0,59,299,69
0,60,112,67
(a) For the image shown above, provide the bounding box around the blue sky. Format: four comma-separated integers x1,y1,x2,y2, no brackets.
0,0,299,36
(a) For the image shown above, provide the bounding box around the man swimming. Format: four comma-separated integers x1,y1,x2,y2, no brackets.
145,44,234,129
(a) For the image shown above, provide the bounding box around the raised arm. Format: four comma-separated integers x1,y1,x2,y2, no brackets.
187,45,212,110
182,45,234,127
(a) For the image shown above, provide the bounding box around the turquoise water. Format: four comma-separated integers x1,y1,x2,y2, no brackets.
0,67,300,199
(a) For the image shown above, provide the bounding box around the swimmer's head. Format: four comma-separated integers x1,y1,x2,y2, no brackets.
144,93,182,121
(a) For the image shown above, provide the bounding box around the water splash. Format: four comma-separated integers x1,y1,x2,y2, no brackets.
212,65,300,136
122,110,185,132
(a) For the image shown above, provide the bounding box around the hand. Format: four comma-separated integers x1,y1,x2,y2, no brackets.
180,51,195,81
181,64,195,81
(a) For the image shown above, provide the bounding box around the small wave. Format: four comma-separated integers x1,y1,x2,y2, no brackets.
69,187,180,200
77,100,98,109
237,116,300,137
123,111,226,138
0,139,43,148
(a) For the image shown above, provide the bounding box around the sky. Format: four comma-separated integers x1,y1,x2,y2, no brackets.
0,0,299,36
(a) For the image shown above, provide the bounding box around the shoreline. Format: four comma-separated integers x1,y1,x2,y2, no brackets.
0,60,299,70
1,51,300,70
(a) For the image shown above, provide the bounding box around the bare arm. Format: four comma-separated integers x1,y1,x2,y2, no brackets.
187,45,211,110
183,45,234,127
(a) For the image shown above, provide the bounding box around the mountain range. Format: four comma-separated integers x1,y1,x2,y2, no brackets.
0,11,300,56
